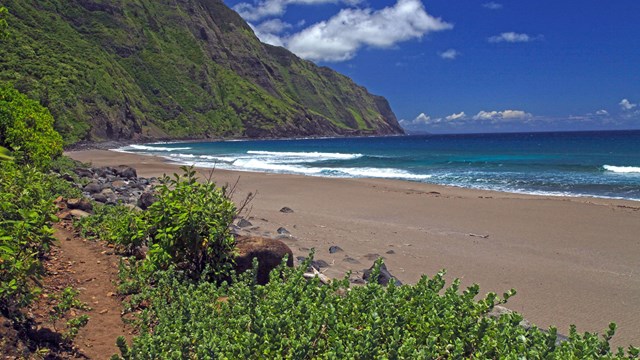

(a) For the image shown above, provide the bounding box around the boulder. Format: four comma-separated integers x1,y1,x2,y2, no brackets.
237,218,252,228
58,209,91,220
83,182,102,194
137,192,158,210
92,193,108,203
111,180,127,189
66,198,93,212
115,165,137,179
100,188,117,203
362,262,402,286
234,235,294,285
73,168,93,178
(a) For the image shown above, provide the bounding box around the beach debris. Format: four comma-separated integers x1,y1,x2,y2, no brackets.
385,249,396,255
362,262,402,286
237,218,253,228
468,233,490,239
303,266,332,285
329,245,343,254
276,227,290,235
233,235,294,285
279,206,294,213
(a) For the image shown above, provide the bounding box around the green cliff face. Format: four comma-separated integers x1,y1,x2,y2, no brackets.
0,0,404,144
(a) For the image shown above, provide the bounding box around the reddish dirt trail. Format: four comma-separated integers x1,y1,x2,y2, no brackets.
51,223,131,359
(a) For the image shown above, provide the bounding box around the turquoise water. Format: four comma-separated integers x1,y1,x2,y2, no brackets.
117,130,640,201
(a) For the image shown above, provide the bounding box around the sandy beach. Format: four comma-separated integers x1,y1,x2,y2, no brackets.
67,149,640,347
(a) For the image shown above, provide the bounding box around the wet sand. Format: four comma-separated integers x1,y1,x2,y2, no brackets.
67,149,640,347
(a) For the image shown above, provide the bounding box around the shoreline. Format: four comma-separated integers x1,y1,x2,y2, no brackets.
66,149,640,347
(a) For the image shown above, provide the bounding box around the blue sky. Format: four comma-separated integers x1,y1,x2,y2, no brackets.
223,0,640,133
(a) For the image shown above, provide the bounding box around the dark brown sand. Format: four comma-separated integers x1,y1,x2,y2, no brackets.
67,149,640,347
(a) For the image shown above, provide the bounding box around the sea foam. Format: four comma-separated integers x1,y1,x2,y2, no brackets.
603,165,640,174
127,144,192,152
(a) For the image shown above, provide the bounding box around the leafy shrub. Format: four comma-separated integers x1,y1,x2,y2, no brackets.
140,166,236,279
0,162,57,314
112,259,639,359
0,83,63,169
49,287,90,341
76,203,147,254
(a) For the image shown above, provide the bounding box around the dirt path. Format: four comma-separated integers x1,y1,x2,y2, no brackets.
51,222,131,359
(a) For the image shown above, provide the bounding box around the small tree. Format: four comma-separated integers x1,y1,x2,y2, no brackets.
144,166,237,280
0,83,63,169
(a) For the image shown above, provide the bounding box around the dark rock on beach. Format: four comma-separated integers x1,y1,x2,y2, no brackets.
276,227,290,235
233,235,294,285
363,262,402,286
237,219,253,228
137,192,158,210
115,165,137,179
279,206,294,213
329,245,343,254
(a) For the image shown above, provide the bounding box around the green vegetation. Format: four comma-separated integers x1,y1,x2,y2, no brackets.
0,0,402,144
0,83,63,169
110,260,639,359
49,287,91,341
0,163,57,314
71,171,637,359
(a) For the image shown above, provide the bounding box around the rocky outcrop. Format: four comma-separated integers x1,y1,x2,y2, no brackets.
233,235,294,285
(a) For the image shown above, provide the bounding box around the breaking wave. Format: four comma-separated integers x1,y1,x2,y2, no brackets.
603,165,640,174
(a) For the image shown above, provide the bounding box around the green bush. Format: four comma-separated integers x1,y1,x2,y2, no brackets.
77,203,147,254
113,260,639,359
143,166,236,279
0,162,57,314
0,83,63,169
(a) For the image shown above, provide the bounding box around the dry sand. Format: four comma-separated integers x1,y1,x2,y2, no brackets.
67,149,640,347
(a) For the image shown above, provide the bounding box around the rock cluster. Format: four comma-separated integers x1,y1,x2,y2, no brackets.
70,166,158,209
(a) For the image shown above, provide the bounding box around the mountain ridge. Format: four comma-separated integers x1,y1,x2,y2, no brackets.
0,0,404,144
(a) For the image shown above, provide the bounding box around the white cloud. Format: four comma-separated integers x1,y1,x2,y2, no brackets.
619,98,637,110
252,19,293,46
595,109,609,116
400,112,441,127
473,110,532,121
488,32,541,43
280,0,453,62
234,0,362,22
445,111,466,121
439,49,460,60
482,2,503,10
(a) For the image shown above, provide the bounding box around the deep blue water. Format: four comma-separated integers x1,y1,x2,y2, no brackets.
117,130,640,201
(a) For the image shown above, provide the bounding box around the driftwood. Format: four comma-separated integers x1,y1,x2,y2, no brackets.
468,233,489,239
303,266,332,285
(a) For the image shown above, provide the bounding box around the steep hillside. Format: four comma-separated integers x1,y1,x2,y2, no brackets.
0,0,403,144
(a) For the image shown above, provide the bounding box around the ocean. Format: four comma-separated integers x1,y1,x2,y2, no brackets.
116,130,640,201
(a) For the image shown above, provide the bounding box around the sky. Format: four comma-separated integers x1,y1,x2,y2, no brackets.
222,0,640,133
